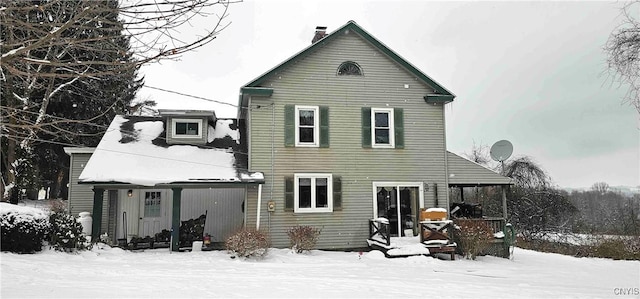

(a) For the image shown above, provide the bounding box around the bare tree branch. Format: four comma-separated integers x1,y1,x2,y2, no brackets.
604,1,640,114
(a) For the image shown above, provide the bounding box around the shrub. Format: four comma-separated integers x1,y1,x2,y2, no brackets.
225,228,269,258
593,237,640,260
454,219,494,260
287,225,321,253
48,199,67,214
48,211,89,252
0,203,49,253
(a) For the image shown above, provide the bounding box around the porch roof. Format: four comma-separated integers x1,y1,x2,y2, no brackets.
447,151,513,187
78,115,263,187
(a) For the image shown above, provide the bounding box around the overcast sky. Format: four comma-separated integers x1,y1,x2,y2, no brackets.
137,0,639,189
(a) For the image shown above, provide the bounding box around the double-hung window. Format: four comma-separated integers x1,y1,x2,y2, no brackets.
295,106,319,147
294,173,333,213
372,108,394,148
172,118,202,139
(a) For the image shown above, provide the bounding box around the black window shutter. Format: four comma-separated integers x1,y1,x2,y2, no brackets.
333,176,342,211
394,108,404,149
284,105,295,147
320,106,329,148
284,176,294,211
361,107,371,148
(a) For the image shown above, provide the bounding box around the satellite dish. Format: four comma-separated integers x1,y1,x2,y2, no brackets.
490,140,513,162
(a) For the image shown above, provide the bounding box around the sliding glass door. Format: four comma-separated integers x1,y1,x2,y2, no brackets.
373,183,423,237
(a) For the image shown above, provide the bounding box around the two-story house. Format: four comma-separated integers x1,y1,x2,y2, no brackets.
239,21,510,250
66,20,511,252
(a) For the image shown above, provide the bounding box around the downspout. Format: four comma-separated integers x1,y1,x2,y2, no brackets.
256,184,263,229
269,102,275,233
442,104,450,211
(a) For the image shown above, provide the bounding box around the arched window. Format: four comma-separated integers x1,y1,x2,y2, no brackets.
337,61,363,76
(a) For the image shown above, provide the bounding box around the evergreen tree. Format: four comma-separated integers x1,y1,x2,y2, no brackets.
1,0,142,201
1,0,232,202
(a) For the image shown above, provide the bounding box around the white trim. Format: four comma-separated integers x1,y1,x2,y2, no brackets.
371,108,394,148
63,147,95,155
294,105,319,147
171,118,203,139
294,173,333,213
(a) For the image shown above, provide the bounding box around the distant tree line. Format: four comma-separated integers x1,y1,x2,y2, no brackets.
456,145,639,241
570,184,640,236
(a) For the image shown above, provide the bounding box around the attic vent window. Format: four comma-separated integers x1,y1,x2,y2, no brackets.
172,118,202,138
337,61,362,76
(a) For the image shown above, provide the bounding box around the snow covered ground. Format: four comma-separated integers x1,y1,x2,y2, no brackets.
1,245,638,298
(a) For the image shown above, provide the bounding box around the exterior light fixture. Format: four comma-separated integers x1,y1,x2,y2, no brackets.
127,189,133,197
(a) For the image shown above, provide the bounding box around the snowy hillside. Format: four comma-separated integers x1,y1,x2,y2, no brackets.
1,244,638,298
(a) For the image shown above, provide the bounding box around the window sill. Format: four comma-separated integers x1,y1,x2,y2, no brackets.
294,209,333,214
372,144,395,149
294,144,320,148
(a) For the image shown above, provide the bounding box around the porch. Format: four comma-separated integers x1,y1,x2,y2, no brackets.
87,182,263,252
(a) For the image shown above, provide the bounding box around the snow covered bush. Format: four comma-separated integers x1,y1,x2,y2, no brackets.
225,228,270,258
0,203,49,253
454,219,494,260
48,211,89,252
287,225,321,253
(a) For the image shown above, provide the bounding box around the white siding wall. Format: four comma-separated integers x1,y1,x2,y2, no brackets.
115,188,245,242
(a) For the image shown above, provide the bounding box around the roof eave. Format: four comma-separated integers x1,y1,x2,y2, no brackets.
78,179,265,188
425,94,455,105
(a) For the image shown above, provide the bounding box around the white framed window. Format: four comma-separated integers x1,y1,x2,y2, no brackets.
294,173,333,213
371,108,394,148
295,106,319,147
171,118,202,138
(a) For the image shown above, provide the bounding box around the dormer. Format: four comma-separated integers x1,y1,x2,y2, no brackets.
158,109,217,145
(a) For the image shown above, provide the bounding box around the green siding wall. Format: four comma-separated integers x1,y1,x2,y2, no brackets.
67,152,109,235
165,116,209,145
246,32,449,249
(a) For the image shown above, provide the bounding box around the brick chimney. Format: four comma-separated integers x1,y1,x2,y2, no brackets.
312,26,327,44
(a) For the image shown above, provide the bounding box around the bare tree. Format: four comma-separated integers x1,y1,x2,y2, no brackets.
591,182,610,194
504,156,551,190
1,0,235,200
604,1,640,114
503,156,577,240
464,142,493,166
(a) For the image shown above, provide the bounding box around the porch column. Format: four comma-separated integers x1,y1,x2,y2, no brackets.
91,187,104,242
502,186,508,220
171,187,182,252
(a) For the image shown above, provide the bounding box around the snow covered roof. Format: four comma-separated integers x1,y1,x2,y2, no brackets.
78,115,263,187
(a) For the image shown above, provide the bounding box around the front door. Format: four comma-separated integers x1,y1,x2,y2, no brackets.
373,183,423,237
139,190,163,237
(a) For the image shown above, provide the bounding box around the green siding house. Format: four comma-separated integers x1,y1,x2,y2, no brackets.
238,20,506,250
67,20,512,252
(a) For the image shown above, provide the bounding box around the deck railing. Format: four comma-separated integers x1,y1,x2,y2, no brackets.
368,218,391,246
468,217,506,234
